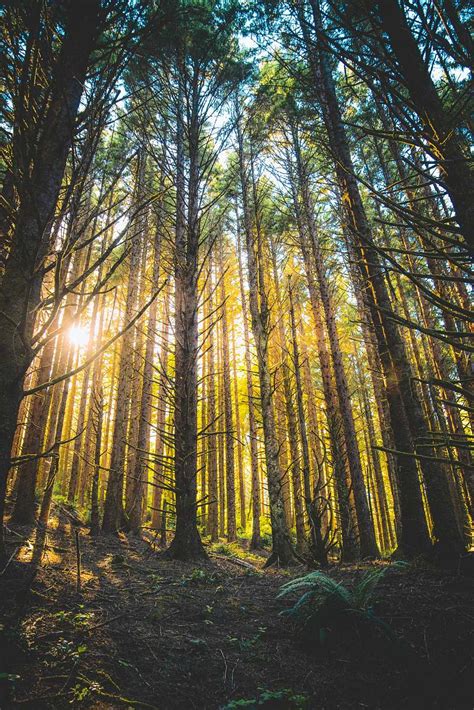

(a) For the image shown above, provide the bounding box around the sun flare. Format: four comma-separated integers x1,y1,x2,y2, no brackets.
69,324,89,348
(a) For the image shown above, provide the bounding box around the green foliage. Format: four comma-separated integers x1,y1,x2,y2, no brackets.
278,564,408,646
52,494,79,515
256,522,273,549
210,541,262,568
182,568,219,585
70,680,102,704
47,638,88,664
226,626,266,652
214,542,233,556
52,605,95,628
221,688,309,709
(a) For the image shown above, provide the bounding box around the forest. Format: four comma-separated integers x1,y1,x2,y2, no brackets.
0,0,472,707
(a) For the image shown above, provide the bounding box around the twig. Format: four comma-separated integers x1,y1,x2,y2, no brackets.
219,649,228,685
0,546,20,575
211,554,258,571
75,530,81,593
84,611,129,633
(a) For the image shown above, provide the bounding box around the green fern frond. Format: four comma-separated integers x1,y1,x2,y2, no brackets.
277,563,408,647
352,563,408,609
280,589,317,617
278,571,351,602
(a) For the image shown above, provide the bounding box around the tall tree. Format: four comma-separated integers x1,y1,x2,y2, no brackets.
0,0,104,558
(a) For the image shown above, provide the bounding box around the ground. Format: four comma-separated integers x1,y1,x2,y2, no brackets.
1,512,473,709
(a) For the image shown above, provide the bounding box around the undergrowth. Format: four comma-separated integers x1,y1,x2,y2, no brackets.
278,562,408,646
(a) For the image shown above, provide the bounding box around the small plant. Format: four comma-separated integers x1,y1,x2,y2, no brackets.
47,639,88,663
183,568,219,585
226,627,267,652
214,542,233,556
70,680,102,704
73,611,95,627
52,606,94,627
222,688,309,709
278,563,408,646
53,610,71,622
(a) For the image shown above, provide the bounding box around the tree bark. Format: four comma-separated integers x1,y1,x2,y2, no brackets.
300,0,463,557
206,268,219,542
0,0,102,558
236,116,297,566
129,211,163,534
236,217,261,548
166,71,206,560
291,124,378,558
285,147,359,560
288,280,328,565
218,245,237,542
102,152,146,533
10,337,55,525
231,326,246,531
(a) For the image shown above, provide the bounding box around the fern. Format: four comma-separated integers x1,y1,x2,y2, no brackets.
278,563,408,646
279,571,352,603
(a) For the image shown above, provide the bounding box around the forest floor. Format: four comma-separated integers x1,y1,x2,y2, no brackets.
1,511,473,710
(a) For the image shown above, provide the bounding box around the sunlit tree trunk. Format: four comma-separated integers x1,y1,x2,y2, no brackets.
206,267,219,542
102,152,146,533
236,218,261,548
30,344,75,572
125,231,149,520
0,0,102,557
129,210,163,534
269,238,306,552
218,244,237,541
67,236,107,504
10,337,56,525
166,71,206,560
151,287,171,531
300,0,464,557
89,384,104,537
231,326,246,531
237,121,296,566
291,125,378,558
286,151,358,560
288,280,328,565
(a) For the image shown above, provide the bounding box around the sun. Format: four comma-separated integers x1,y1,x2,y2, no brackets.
69,324,89,347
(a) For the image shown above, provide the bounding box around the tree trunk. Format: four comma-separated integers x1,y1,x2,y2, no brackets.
0,0,102,558
129,212,163,534
151,287,171,530
125,230,149,522
102,152,146,533
166,74,206,560
237,116,297,566
288,280,328,566
236,217,261,548
231,326,246,531
29,349,74,572
285,149,359,560
10,337,55,525
269,238,306,553
89,385,104,537
301,0,461,557
218,245,237,542
291,125,378,558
